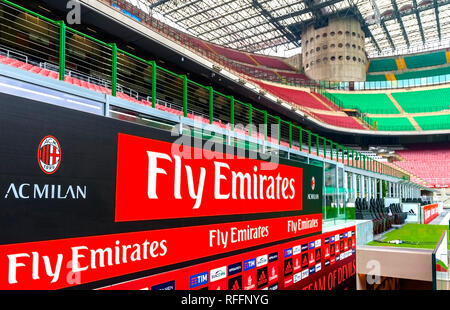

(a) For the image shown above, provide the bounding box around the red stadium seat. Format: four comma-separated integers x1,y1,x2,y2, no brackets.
390,145,450,187
311,112,366,130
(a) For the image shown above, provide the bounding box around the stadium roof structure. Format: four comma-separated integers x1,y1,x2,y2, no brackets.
128,0,450,57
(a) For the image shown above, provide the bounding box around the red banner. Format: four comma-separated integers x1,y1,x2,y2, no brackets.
0,214,321,290
115,133,306,222
424,203,439,224
98,226,355,290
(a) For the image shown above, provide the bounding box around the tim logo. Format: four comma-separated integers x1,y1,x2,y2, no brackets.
243,259,256,271
189,272,209,288
37,136,61,174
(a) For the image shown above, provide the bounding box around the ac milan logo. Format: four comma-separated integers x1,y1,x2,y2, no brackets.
311,176,316,190
37,135,61,174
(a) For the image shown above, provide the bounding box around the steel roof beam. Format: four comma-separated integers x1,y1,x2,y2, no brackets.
173,0,237,23
251,0,300,48
303,0,321,21
391,0,409,47
412,0,426,44
433,0,441,41
163,0,203,15
239,33,291,52
153,0,450,53
380,0,450,23
381,20,395,51
226,28,284,49
207,0,341,44
273,0,342,22
239,0,450,44
336,5,381,53
193,0,273,35
148,0,170,10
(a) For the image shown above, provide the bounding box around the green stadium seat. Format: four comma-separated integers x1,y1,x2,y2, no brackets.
368,58,397,72
327,92,400,114
366,74,387,81
366,117,415,131
395,66,450,80
391,88,450,113
414,115,450,130
404,51,447,69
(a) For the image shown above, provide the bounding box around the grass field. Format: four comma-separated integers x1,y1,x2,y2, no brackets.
367,223,449,249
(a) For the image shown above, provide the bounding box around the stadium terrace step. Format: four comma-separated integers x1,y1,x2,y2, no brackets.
251,54,293,71
310,112,365,130
391,146,450,187
253,80,336,111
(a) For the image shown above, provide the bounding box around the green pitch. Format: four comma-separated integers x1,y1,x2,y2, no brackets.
367,223,449,249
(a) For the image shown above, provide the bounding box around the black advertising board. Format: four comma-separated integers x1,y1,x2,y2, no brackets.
0,93,325,289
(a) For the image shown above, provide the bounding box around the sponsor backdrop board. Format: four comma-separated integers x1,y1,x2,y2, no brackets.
0,93,330,289
99,227,356,290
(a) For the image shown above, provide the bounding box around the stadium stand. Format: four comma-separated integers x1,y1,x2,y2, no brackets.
403,51,447,69
394,66,450,80
250,54,294,71
77,1,450,135
391,87,450,113
232,63,309,84
366,116,415,131
366,50,450,82
207,43,257,66
249,80,366,129
414,115,450,131
0,0,448,138
390,145,450,188
252,80,336,111
368,58,398,72
324,86,450,131
310,112,366,130
325,92,400,114
366,74,389,81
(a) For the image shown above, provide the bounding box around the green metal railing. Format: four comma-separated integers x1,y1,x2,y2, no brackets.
0,0,410,181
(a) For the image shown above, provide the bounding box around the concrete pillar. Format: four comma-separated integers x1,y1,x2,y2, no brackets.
373,179,376,198
379,180,383,198
302,17,367,81
361,175,365,199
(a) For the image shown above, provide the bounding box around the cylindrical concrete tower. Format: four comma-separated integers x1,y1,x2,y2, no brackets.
302,17,367,82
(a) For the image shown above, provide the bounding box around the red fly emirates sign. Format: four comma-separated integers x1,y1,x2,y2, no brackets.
424,203,439,224
0,215,321,289
115,133,304,222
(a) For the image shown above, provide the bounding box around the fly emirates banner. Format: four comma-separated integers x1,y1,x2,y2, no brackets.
115,133,311,221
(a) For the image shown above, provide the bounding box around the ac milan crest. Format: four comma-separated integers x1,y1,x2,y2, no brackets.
311,176,316,190
37,135,61,174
